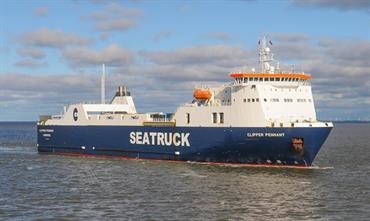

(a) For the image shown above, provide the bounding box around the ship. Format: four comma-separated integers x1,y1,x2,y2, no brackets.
37,37,333,167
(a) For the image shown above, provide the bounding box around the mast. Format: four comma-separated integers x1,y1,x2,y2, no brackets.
101,64,105,104
259,36,274,73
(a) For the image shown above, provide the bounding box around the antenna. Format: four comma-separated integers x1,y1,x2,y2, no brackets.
259,36,274,73
101,64,105,104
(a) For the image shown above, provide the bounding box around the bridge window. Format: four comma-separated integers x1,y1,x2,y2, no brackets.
186,113,190,124
219,112,224,124
284,98,293,102
212,112,217,123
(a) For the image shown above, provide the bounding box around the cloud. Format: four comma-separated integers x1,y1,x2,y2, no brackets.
269,33,309,43
95,20,136,32
15,59,48,68
267,35,369,120
139,44,251,67
3,73,95,90
20,27,92,48
33,7,49,17
0,73,102,120
62,43,135,67
205,32,232,42
135,36,369,120
83,3,142,33
2,33,369,121
16,47,46,59
291,0,369,12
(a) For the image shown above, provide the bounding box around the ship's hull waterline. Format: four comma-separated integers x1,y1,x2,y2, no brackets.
37,125,332,166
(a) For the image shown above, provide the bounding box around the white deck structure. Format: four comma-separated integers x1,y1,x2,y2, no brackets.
40,37,332,129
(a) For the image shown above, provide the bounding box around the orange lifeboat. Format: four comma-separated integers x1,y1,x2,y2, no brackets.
193,89,212,100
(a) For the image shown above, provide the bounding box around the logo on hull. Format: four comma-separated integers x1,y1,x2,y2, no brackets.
129,132,190,147
73,108,78,121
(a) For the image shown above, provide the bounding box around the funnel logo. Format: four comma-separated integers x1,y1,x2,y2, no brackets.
73,108,78,121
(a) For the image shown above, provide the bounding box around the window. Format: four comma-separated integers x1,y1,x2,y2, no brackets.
256,98,259,102
212,112,217,123
186,113,190,124
243,98,246,103
252,98,255,102
219,113,224,124
284,98,293,102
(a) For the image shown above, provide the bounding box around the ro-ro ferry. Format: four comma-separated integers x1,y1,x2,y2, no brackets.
37,37,333,167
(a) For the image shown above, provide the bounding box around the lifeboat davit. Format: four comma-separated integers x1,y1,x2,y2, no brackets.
193,89,212,100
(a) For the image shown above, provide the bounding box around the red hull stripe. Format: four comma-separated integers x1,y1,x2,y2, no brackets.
40,151,312,169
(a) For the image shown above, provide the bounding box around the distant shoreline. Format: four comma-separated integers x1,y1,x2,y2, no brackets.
331,121,370,124
0,120,369,124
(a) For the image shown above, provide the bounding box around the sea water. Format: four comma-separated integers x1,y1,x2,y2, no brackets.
0,122,369,220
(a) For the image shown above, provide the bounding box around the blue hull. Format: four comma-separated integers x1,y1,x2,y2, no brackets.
37,125,332,166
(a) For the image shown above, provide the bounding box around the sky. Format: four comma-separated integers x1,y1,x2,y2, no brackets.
0,0,369,121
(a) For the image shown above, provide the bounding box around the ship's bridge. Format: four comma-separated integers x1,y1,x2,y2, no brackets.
230,72,311,86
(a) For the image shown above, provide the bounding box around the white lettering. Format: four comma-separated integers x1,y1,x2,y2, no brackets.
129,132,136,144
129,131,191,147
39,129,54,133
181,133,190,147
157,133,165,145
173,133,181,146
164,133,172,146
142,132,150,145
149,132,157,145
265,132,285,137
136,132,143,144
247,132,264,137
247,132,285,137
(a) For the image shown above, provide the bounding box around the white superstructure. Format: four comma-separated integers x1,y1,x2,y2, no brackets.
40,36,329,129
